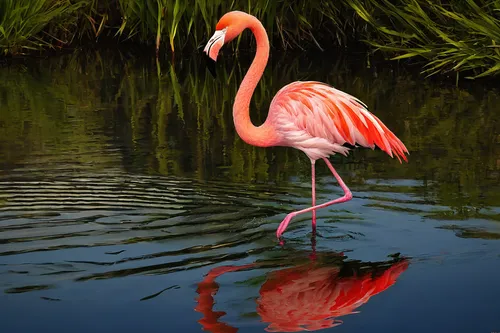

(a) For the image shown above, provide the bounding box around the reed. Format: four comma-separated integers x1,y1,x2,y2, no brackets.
113,0,357,53
1,0,499,79
0,0,88,55
349,0,500,79
1,0,358,54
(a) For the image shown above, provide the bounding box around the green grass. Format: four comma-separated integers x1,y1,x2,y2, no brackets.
112,0,358,53
349,0,500,79
0,0,499,79
0,0,88,55
0,0,363,54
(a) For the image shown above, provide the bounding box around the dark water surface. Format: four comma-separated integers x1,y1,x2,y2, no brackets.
1,50,500,333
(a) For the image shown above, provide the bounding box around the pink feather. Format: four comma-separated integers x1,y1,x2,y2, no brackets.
269,81,409,162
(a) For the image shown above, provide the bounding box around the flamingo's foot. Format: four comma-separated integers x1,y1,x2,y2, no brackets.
276,212,297,239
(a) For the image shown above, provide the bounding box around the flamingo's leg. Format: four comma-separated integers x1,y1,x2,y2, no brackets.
311,160,317,231
276,157,352,239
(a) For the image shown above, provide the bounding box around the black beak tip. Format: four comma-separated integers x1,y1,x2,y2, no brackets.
204,53,217,78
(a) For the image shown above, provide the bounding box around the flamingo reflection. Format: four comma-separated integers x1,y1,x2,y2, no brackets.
195,251,409,332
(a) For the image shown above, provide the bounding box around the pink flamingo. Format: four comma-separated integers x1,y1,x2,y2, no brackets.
204,11,409,240
195,257,409,332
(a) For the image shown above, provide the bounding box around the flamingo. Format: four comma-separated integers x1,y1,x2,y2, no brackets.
195,254,409,332
203,11,409,240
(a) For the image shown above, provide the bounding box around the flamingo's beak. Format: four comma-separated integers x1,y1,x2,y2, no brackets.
204,28,227,61
203,28,227,77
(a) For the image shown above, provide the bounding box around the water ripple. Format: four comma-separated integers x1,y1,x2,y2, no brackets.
1,167,499,297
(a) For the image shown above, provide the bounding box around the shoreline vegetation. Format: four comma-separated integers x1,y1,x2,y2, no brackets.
0,0,499,79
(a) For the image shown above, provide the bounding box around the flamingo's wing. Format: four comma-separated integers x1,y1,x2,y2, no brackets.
269,81,409,162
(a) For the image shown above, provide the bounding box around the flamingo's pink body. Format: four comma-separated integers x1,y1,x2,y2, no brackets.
204,11,409,239
195,257,409,332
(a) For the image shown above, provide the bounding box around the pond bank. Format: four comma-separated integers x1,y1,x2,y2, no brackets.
1,0,499,79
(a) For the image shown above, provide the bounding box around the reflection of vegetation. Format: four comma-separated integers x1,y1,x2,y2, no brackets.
4,284,54,294
0,50,499,217
0,52,120,170
437,225,500,240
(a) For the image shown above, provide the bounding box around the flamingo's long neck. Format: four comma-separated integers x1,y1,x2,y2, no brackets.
232,16,281,147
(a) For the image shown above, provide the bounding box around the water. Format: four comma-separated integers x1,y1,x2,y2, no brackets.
1,49,500,333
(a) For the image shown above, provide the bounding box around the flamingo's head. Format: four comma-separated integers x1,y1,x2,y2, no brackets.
203,11,249,62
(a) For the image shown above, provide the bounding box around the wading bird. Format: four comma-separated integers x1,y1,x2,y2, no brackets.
204,11,409,240
195,253,409,332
